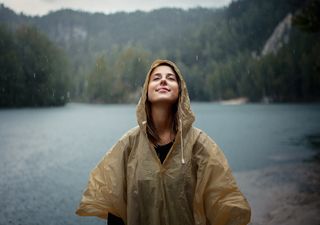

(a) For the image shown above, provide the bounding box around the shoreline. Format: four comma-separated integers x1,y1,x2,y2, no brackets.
235,160,320,225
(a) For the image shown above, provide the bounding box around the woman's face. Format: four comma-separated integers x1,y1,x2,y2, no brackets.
147,65,179,105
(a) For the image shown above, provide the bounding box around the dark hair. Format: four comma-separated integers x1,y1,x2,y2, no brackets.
145,62,181,146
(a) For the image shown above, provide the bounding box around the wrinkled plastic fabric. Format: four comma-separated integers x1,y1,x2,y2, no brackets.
76,59,251,225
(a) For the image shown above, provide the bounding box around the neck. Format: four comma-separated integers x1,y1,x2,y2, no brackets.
150,103,175,143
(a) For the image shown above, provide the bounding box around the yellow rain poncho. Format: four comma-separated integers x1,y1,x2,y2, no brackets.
76,59,251,225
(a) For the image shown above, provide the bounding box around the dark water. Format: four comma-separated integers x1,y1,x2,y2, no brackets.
0,103,319,225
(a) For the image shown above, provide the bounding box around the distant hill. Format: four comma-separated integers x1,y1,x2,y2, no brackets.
1,0,319,103
1,1,294,65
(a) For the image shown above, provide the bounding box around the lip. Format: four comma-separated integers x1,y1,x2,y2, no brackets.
156,87,170,92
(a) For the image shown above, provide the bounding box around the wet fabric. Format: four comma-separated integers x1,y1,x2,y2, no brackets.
107,141,174,225
76,59,251,225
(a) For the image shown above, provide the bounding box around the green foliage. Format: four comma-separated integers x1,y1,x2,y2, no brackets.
0,24,71,107
1,0,319,103
293,0,320,33
86,47,151,103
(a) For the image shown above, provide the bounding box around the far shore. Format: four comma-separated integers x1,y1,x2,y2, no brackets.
218,97,249,105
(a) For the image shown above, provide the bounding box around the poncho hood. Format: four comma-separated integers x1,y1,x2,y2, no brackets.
136,59,195,134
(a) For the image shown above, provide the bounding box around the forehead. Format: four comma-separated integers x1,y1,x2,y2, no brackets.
151,65,175,76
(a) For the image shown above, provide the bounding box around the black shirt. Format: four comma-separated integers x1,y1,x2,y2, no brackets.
107,141,173,225
154,141,173,163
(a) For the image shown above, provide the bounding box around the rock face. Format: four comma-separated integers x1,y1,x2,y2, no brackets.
261,13,292,56
54,23,88,43
43,19,89,51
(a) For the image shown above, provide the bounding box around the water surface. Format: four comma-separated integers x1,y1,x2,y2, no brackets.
0,103,319,225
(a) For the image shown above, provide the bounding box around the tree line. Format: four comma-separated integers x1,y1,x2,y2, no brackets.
0,0,319,106
83,0,319,103
0,24,70,107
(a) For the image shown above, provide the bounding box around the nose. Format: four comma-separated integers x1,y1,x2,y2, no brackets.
160,77,167,85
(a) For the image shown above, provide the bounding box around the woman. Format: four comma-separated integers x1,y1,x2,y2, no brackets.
76,59,251,225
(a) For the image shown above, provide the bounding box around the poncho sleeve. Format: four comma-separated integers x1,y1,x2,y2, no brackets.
75,139,129,221
193,132,251,225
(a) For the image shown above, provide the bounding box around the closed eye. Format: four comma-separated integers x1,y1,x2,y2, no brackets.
167,75,176,81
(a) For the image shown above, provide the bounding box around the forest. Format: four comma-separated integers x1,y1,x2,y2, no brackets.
0,24,70,106
0,0,319,106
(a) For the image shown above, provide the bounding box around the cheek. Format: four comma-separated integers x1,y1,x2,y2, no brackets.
172,83,180,96
147,83,153,100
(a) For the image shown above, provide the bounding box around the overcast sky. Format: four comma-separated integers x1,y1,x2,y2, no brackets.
1,0,233,16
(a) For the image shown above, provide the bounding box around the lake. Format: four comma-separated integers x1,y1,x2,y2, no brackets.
0,103,319,225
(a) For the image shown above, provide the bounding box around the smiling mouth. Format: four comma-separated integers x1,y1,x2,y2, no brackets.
156,88,170,92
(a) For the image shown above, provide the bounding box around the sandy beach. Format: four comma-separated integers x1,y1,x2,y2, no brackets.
235,160,320,225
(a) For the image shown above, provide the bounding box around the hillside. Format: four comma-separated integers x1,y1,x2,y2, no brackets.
0,0,319,104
